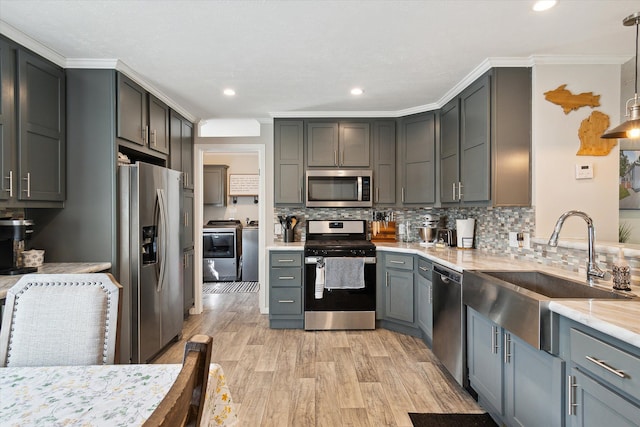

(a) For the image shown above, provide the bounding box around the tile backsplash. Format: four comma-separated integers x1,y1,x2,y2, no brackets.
274,206,639,283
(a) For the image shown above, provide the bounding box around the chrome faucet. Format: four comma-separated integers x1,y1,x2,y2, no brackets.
548,210,606,284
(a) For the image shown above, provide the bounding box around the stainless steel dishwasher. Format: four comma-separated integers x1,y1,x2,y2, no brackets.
432,263,465,386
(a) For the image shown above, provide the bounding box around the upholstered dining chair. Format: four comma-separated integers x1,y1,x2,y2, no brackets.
0,273,122,367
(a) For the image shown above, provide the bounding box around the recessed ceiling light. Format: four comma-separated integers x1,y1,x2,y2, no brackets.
223,88,236,96
533,0,557,12
351,88,364,95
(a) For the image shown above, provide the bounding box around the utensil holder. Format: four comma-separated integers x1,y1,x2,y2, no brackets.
284,229,295,242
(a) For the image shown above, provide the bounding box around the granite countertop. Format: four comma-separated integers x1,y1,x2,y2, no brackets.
268,240,640,348
0,262,112,299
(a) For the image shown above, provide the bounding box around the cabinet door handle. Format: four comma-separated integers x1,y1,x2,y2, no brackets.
452,182,456,200
567,375,577,416
334,151,338,166
278,300,295,303
419,266,429,271
401,187,405,203
22,172,31,198
385,272,389,287
184,212,188,227
151,129,157,146
429,286,432,304
585,356,627,378
376,187,379,203
278,259,295,263
142,125,148,144
5,170,13,197
503,333,511,363
389,260,405,264
491,326,500,354
278,276,295,280
458,182,463,200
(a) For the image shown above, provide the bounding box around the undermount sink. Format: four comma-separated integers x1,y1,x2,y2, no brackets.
463,270,636,352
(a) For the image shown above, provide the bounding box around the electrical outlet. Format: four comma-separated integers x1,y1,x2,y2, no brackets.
508,232,518,248
509,232,531,249
274,223,282,235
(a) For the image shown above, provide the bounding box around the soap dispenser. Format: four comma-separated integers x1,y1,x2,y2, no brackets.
612,247,631,291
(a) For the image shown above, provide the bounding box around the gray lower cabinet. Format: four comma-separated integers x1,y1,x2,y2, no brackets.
467,307,564,427
441,67,531,207
372,120,396,205
269,251,304,328
416,258,433,345
398,112,436,205
183,248,194,315
181,190,194,249
203,165,228,206
0,36,65,206
274,120,304,205
559,317,640,427
376,253,419,337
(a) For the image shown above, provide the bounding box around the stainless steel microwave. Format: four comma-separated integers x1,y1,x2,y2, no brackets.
306,169,373,207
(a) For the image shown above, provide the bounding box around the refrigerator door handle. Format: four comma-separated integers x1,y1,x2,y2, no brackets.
156,188,168,292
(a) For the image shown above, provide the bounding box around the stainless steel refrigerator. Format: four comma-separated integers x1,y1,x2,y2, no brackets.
118,162,183,363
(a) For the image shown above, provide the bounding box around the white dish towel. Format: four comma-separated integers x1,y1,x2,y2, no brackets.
314,262,325,299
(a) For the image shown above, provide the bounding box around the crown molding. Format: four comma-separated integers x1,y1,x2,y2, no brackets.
0,20,66,67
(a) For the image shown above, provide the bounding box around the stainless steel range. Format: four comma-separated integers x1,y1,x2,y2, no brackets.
203,220,242,282
304,220,376,330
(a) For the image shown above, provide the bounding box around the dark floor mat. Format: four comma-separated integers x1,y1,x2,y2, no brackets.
409,412,498,427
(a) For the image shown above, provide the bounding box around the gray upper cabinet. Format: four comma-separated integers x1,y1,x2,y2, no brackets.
0,38,14,203
398,112,436,205
307,121,370,167
441,68,531,207
274,120,304,205
117,73,170,157
373,120,396,205
203,165,228,206
117,73,146,146
439,98,460,204
0,37,65,206
460,74,490,203
148,94,169,155
169,110,194,190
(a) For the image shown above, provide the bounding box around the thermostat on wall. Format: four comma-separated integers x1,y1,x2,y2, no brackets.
575,163,593,179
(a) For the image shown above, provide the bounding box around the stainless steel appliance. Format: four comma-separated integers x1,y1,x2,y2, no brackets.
306,170,373,208
0,219,36,275
241,222,258,281
203,220,242,282
118,162,183,364
304,220,376,330
432,263,465,385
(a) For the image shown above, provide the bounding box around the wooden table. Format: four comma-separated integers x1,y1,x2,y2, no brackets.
0,363,238,426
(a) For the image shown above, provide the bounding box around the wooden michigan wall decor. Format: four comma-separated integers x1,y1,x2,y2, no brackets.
544,84,615,156
544,84,601,114
577,111,616,156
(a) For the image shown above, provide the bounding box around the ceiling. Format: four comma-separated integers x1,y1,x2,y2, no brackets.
0,0,638,123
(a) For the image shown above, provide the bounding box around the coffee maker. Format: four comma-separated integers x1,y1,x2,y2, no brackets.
0,219,36,275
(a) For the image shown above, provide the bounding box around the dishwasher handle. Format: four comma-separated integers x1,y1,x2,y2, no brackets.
433,264,462,284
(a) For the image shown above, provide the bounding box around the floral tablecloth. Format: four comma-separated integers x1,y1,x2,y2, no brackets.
0,363,238,426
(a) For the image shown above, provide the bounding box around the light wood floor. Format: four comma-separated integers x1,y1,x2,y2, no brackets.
154,291,483,426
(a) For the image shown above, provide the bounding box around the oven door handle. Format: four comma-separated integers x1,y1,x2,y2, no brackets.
305,256,376,264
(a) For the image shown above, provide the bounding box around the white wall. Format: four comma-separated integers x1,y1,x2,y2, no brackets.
533,63,621,243
194,122,274,315
203,152,260,223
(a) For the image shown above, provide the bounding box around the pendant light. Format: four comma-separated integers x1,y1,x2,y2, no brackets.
602,12,640,139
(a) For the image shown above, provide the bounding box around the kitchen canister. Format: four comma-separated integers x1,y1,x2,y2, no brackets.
22,249,45,267
456,219,475,249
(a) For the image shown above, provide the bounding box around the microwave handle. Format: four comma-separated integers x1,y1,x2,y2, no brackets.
357,176,363,201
